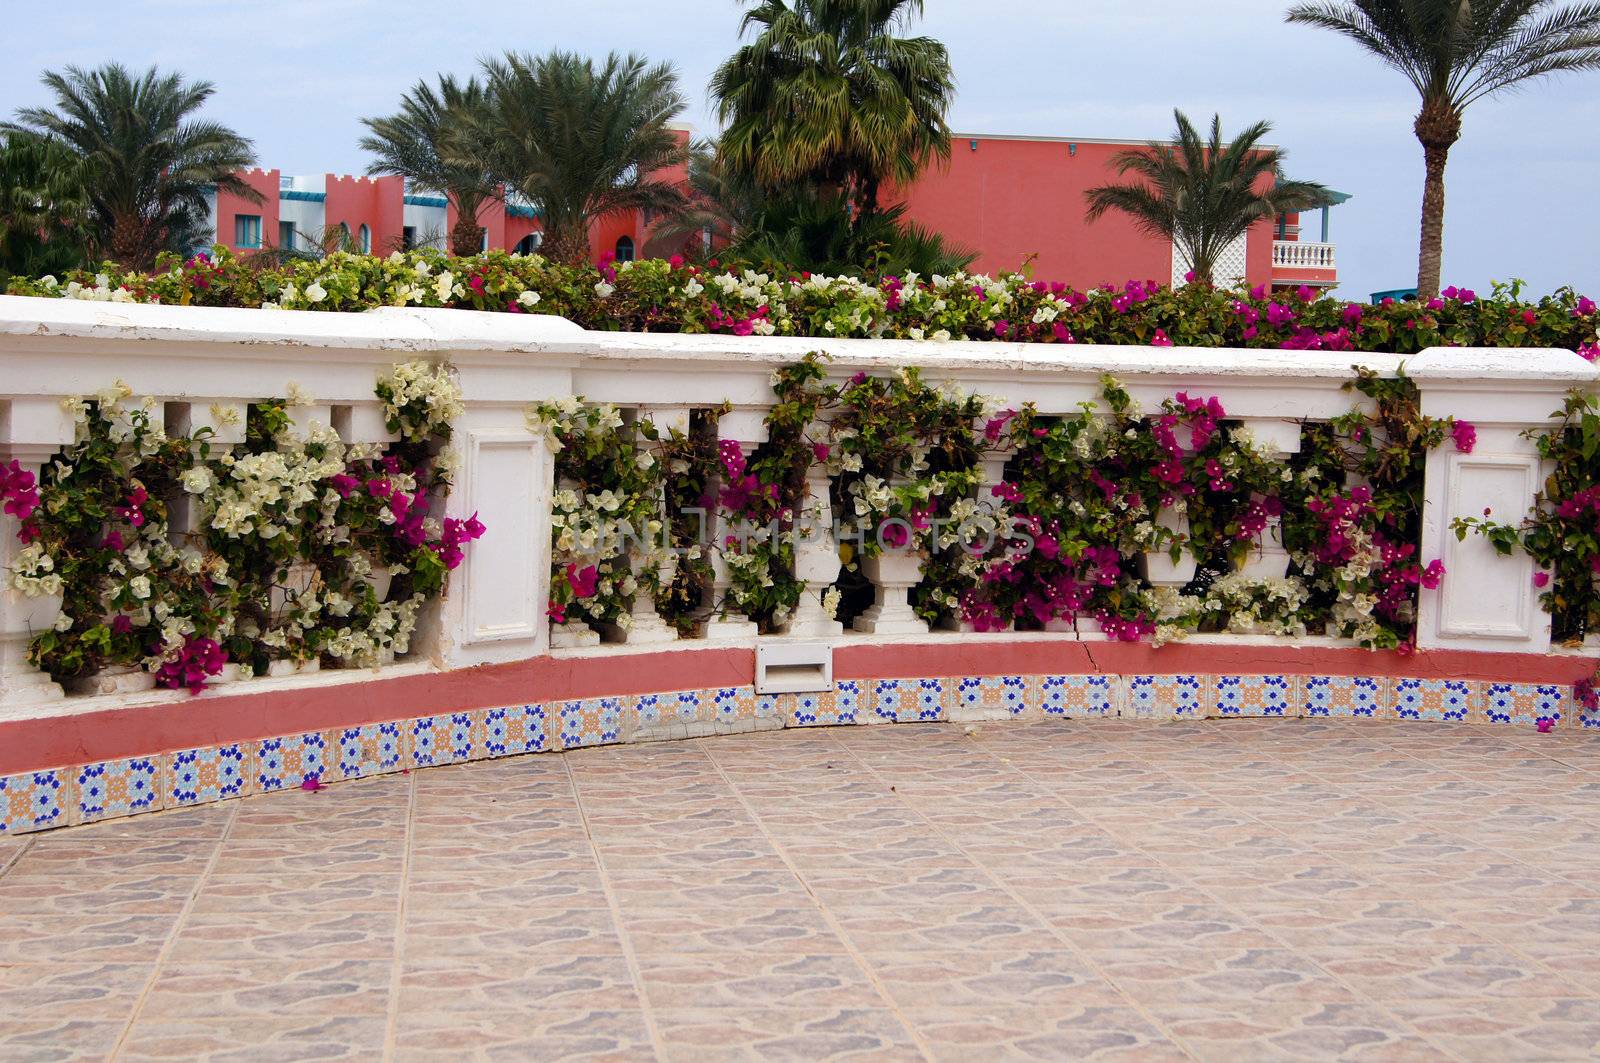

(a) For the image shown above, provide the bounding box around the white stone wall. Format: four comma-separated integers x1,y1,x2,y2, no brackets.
0,295,1594,723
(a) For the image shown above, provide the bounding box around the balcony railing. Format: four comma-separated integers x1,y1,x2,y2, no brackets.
1,296,1595,728
1273,240,1337,270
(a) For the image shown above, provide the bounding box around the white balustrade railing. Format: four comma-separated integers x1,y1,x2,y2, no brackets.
1273,240,1337,270
1,295,1595,718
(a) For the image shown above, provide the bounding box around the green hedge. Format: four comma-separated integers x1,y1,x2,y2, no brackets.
7,247,1597,358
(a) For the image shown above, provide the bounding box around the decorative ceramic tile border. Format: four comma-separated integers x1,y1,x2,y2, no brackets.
1127,675,1206,719
1303,676,1386,719
1213,675,1296,719
1,673,1592,836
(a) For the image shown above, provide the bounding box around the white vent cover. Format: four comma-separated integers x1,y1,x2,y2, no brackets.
756,642,834,694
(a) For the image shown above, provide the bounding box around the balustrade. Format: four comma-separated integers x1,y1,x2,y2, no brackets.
1272,240,1337,270
1,295,1595,724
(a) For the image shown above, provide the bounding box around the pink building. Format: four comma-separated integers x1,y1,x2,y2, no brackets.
210,130,1343,291
889,134,1345,292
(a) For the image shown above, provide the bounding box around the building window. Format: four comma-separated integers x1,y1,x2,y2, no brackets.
481,230,489,252
402,226,416,250
514,233,542,255
358,224,371,253
278,221,295,251
234,214,262,249
614,235,635,262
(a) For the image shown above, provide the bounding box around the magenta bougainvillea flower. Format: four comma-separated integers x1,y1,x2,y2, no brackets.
155,637,228,695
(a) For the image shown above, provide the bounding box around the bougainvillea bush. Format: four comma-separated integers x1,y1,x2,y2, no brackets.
8,248,1597,358
5,361,482,693
528,353,1497,653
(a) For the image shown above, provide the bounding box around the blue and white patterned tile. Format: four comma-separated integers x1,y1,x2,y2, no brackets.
1392,679,1477,723
483,704,547,757
791,681,862,727
332,722,405,780
168,744,250,807
553,697,625,749
1126,675,1207,719
73,757,162,824
410,712,483,767
1035,675,1117,718
1580,685,1600,730
952,676,1028,721
871,678,947,723
256,731,329,792
1482,683,1564,727
708,686,782,723
670,690,703,723
1,769,68,835
632,689,708,737
1302,676,1386,719
633,693,666,729
1213,675,1296,718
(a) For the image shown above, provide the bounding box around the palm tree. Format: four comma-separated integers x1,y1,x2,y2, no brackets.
479,51,688,265
711,0,955,217
360,75,498,257
1286,1,1600,300
0,132,90,279
1085,110,1334,288
7,63,259,269
644,138,761,258
727,189,974,276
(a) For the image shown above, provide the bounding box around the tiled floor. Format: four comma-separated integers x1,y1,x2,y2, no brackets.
3,718,1600,1061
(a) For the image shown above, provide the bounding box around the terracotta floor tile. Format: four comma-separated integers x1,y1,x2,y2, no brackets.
116,1016,388,1061
6,719,1600,1060
0,963,154,1021
1385,996,1600,1059
862,949,1126,1009
899,1005,1190,1061
652,1006,921,1062
137,959,393,1018
1149,1001,1446,1062
391,1008,653,1061
398,953,642,1012
0,874,197,916
0,1020,128,1061
634,951,873,1009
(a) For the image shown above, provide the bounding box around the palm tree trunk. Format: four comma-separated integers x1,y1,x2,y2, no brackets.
1413,102,1461,302
448,213,485,257
109,213,155,270
1185,241,1215,288
543,225,591,266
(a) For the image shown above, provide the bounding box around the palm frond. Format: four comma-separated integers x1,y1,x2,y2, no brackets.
1085,110,1333,284
5,62,256,267
480,50,688,263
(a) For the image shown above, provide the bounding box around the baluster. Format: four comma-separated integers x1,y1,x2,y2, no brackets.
165,400,248,545
0,399,75,708
600,406,687,646
1233,419,1302,580
549,470,602,648
330,402,400,450
285,400,334,442
285,402,404,674
704,410,766,640
943,449,1014,633
784,423,843,638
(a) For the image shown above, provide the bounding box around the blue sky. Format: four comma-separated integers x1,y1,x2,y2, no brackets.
6,0,1597,299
